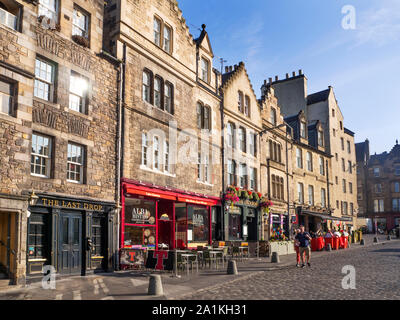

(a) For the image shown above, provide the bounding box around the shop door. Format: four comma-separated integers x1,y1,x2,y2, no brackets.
58,213,82,275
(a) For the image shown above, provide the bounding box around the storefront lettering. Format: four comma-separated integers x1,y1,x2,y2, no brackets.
40,198,103,211
130,207,151,222
193,213,204,226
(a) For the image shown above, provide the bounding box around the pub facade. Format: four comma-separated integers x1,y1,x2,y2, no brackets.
0,0,118,284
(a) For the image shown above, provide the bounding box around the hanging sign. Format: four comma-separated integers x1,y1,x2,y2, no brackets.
145,250,174,270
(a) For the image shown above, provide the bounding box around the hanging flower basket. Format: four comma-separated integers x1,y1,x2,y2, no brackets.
224,188,239,209
259,198,273,213
240,189,249,200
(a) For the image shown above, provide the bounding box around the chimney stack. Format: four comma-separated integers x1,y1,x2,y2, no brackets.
292,71,296,77
234,64,238,70
269,77,272,84
286,73,289,79
225,66,229,73
275,75,278,81
299,69,303,75
229,66,233,72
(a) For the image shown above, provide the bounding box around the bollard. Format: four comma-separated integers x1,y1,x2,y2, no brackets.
271,252,280,263
148,274,164,296
326,244,332,251
360,239,365,245
227,260,238,275
373,237,379,243
387,235,391,241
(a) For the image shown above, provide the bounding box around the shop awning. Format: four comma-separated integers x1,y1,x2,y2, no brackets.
177,196,217,206
126,186,176,201
300,210,353,222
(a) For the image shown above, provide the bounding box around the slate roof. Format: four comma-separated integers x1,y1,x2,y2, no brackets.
307,89,330,105
355,141,368,163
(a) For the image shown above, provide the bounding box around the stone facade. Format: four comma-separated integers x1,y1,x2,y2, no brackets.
356,140,400,231
0,0,118,284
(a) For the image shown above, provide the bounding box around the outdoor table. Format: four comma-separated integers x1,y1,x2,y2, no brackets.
324,237,333,249
181,254,198,275
332,237,340,250
209,251,224,269
238,246,249,259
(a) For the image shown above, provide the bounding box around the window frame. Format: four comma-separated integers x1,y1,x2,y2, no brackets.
200,57,210,83
38,0,59,23
238,127,246,153
30,132,52,178
72,4,90,40
69,71,88,114
34,56,56,102
0,75,17,117
67,142,85,184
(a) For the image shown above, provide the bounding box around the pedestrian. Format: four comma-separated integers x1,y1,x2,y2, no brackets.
295,225,312,268
294,228,303,267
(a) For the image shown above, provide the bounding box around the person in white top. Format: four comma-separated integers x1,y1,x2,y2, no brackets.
333,229,341,237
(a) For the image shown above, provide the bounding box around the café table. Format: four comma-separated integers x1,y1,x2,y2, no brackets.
209,251,224,269
181,253,198,275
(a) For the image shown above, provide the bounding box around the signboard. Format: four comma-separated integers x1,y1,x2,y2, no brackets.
145,250,174,271
38,197,104,211
125,199,156,225
120,249,146,267
243,225,248,236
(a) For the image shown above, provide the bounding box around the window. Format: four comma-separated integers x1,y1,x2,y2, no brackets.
342,179,346,193
204,154,210,183
333,129,336,137
347,140,351,153
374,199,384,213
91,216,103,256
340,121,343,130
392,199,400,212
343,202,348,215
269,141,281,163
238,91,243,113
335,176,338,184
341,137,344,150
375,184,382,193
342,158,345,172
153,17,161,46
163,25,171,53
198,152,210,183
373,167,380,177
297,183,304,204
201,57,209,83
72,6,89,39
271,175,284,200
244,95,250,117
321,188,326,208
239,163,247,188
395,182,400,193
335,153,338,161
227,159,236,186
239,127,246,153
28,213,48,259
69,71,88,113
34,57,55,102
308,185,314,206
227,123,235,148
395,166,400,176
197,103,211,130
154,77,162,109
0,1,19,30
249,167,257,190
31,133,52,177
38,0,58,22
350,203,354,215
67,143,84,183
249,132,257,157
348,160,352,173
349,182,353,194
300,121,306,138
141,132,148,166
319,157,325,175
332,109,335,117
164,141,169,173
318,130,324,147
296,147,303,168
142,70,152,103
270,108,276,125
306,152,313,172
164,82,173,114
0,78,15,116
153,136,160,170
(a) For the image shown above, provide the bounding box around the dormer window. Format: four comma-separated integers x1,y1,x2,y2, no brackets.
300,121,306,138
318,130,324,147
244,95,250,117
0,0,21,31
270,108,277,126
201,57,209,83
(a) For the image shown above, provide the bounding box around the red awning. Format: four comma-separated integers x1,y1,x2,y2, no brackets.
177,196,217,207
126,186,176,201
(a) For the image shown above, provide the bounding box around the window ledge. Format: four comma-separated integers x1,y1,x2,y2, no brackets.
67,179,83,185
33,97,61,110
64,107,93,121
0,112,22,125
196,180,213,187
139,165,176,177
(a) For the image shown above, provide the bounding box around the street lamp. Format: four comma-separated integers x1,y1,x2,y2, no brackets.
29,190,39,206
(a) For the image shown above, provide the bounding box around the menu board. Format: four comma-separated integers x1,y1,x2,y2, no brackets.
125,198,156,225
120,249,146,267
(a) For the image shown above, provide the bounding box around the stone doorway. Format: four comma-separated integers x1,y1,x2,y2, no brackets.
0,212,17,285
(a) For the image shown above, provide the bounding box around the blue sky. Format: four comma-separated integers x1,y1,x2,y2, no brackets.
179,0,400,155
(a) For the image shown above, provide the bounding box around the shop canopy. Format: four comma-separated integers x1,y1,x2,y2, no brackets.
300,210,353,222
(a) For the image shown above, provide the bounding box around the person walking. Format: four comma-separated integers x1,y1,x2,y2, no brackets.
295,225,312,268
294,229,303,267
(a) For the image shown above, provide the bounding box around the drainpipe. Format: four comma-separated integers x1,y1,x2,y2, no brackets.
285,127,290,239
220,88,226,241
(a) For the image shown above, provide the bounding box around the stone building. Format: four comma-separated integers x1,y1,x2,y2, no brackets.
104,0,222,254
262,71,359,230
259,83,294,240
356,140,400,232
220,62,262,243
0,0,118,285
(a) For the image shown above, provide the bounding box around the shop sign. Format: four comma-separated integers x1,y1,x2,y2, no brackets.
125,199,156,225
193,213,204,226
229,206,241,214
39,198,103,211
145,250,174,271
120,249,146,267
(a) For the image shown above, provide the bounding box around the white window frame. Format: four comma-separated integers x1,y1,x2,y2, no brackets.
239,163,247,188
141,132,148,166
0,79,13,116
38,0,58,22
296,148,302,169
153,136,160,171
164,141,170,173
142,70,151,103
69,71,88,113
163,24,171,53
154,17,161,46
321,188,326,208
306,152,313,172
31,133,52,178
67,142,84,184
319,156,325,175
154,77,162,109
201,57,209,83
308,185,314,206
298,183,304,204
72,6,89,39
34,57,55,101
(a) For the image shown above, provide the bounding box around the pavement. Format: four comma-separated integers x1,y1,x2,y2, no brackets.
0,234,398,300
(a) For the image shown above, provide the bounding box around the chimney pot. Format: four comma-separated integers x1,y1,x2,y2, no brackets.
229,66,233,72
275,76,278,81
234,64,238,69
299,69,303,75
269,77,272,84
292,71,296,77
225,66,229,73
286,73,289,79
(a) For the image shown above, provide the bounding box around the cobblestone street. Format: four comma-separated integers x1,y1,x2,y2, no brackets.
182,239,400,300
0,236,398,300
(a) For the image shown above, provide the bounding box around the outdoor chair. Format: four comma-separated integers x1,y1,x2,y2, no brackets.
202,249,217,269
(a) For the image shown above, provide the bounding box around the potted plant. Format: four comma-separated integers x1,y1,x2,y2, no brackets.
259,198,273,214
224,188,239,209
72,35,90,48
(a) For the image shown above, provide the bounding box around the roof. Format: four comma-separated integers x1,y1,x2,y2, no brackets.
355,141,368,163
307,88,330,105
344,127,355,136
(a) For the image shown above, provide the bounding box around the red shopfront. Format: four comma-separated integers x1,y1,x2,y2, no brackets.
120,180,219,253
